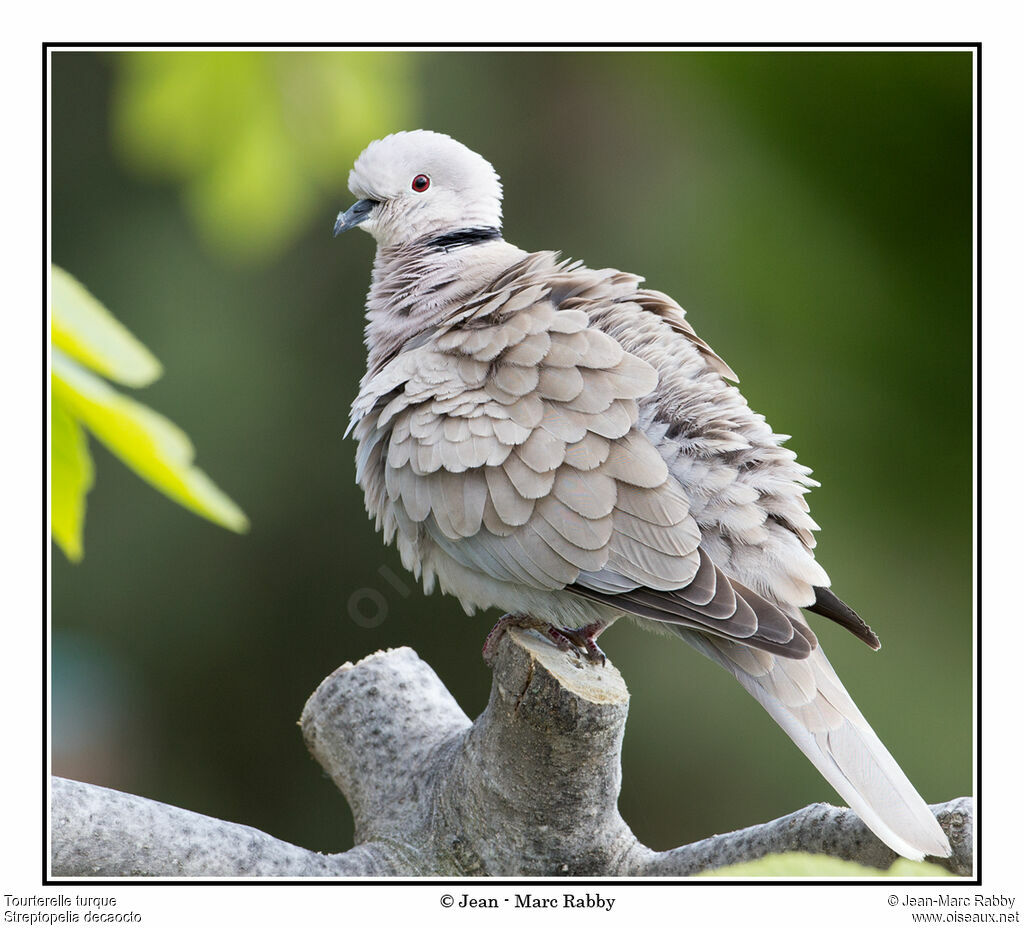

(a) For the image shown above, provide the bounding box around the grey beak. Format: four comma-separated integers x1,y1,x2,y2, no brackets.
333,198,378,236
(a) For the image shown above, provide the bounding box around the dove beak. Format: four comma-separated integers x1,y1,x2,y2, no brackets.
333,198,379,236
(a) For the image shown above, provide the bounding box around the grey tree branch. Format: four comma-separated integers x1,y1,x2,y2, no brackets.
51,629,973,877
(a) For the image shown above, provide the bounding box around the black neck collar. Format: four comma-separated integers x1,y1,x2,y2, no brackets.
426,226,503,252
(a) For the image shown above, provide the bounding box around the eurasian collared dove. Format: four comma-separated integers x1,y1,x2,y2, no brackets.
335,129,951,862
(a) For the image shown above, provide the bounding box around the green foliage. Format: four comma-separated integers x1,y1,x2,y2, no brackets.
705,852,954,878
50,399,93,562
50,265,249,561
110,51,414,261
51,260,163,385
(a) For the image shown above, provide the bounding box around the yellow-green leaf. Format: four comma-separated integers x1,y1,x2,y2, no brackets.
703,851,953,878
111,50,414,261
50,396,94,562
51,265,163,387
51,348,249,535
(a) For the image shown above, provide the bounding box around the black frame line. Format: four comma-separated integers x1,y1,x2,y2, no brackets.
42,40,981,889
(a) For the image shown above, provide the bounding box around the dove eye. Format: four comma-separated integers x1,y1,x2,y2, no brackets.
411,174,431,193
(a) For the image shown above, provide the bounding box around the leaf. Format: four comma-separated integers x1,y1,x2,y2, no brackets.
111,50,415,261
52,348,249,537
703,851,954,878
51,265,162,387
50,396,94,562
49,264,249,561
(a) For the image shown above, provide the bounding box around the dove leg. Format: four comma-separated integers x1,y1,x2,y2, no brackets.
556,622,610,666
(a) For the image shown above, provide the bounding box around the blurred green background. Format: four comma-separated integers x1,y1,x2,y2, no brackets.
50,50,973,857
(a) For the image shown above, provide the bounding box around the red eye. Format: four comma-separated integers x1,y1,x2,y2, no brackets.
411,174,430,192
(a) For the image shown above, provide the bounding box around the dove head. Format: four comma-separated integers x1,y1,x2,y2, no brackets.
336,130,503,247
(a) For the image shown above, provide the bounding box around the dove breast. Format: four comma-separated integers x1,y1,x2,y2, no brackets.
351,254,681,622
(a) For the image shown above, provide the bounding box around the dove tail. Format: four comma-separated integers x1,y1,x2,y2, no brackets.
676,629,951,861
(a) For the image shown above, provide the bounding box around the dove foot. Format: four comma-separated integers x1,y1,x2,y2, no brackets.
483,613,550,664
556,623,609,665
483,615,608,666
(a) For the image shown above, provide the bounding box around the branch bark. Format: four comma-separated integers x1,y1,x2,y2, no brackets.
51,629,973,877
